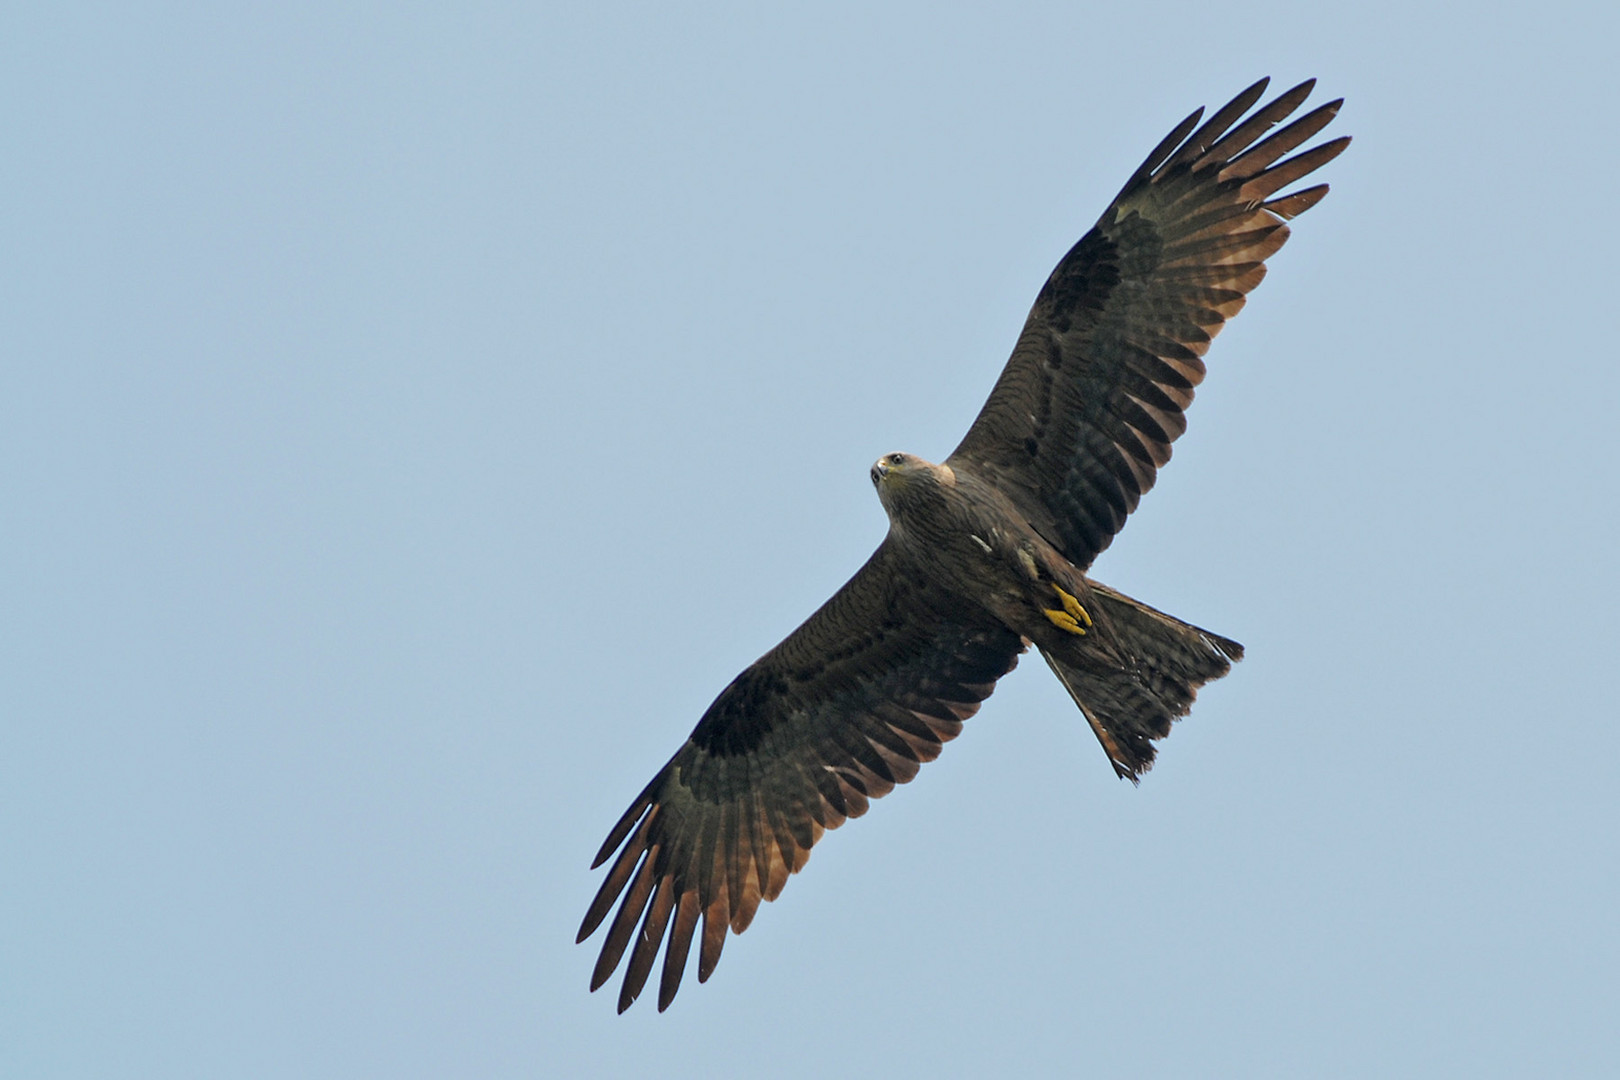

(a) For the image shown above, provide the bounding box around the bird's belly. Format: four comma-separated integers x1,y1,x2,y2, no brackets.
916,527,1054,629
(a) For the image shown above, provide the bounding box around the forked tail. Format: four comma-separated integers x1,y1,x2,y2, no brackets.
1041,582,1242,780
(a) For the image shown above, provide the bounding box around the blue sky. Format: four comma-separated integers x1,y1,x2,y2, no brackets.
5,3,1618,1077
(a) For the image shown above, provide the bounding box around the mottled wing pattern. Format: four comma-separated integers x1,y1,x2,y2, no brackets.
949,78,1348,568
578,540,1024,1012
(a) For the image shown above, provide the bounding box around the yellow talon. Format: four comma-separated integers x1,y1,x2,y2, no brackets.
1043,607,1086,634
1051,583,1092,630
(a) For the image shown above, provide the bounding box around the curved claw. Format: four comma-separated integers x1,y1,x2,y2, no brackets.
1043,584,1092,635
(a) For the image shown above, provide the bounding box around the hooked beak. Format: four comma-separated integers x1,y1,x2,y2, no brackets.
871,460,889,486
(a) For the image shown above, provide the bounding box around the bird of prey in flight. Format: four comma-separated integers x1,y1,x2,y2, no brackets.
579,77,1348,1012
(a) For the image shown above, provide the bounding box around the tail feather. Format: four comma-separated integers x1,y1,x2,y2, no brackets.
1041,582,1241,781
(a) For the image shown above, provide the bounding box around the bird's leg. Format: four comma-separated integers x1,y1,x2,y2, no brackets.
1042,583,1093,636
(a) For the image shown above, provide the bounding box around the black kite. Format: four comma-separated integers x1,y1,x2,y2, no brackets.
579,78,1348,1011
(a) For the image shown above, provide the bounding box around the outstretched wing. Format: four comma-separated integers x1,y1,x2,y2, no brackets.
949,77,1349,568
578,539,1024,1012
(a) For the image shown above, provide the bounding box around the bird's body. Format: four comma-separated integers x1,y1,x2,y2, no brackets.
871,451,1243,783
876,454,1099,651
579,78,1348,1012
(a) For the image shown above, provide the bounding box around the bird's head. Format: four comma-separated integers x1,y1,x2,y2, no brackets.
871,452,953,517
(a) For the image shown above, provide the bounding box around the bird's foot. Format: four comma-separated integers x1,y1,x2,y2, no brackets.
1042,584,1092,636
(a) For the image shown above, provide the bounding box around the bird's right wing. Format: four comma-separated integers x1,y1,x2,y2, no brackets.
578,538,1024,1012
949,78,1348,569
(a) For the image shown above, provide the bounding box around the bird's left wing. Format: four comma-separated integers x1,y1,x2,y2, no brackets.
949,78,1348,569
578,538,1024,1012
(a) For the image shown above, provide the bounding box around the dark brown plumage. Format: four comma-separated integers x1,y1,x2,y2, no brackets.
579,78,1348,1012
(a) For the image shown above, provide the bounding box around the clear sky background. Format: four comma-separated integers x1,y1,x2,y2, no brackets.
5,3,1618,1077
